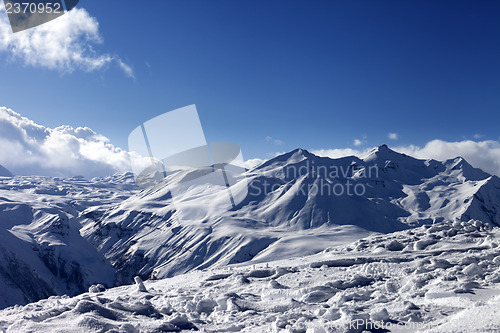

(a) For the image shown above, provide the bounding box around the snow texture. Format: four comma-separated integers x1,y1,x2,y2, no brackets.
1,220,500,332
0,146,500,331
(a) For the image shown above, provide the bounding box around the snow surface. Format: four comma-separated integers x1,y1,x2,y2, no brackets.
0,173,139,308
79,146,500,283
1,146,500,331
1,219,500,332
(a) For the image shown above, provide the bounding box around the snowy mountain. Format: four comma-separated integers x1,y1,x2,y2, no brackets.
80,145,500,282
0,174,139,309
1,145,500,311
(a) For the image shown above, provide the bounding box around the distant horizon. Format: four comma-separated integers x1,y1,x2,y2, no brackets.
1,106,499,178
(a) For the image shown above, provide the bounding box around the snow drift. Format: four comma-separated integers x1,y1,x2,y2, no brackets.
2,219,500,332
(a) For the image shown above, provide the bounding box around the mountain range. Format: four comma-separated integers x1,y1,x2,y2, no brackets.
0,145,499,309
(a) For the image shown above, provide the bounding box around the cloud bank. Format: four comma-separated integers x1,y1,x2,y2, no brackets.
311,148,367,159
393,140,500,178
2,108,499,179
0,5,133,77
312,140,500,177
0,107,146,178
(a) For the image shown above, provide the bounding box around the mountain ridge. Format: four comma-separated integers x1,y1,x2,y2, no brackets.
79,145,500,282
0,145,499,309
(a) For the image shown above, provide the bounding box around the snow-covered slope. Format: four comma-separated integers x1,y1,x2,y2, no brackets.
1,146,500,311
2,219,500,332
79,146,500,283
0,174,139,309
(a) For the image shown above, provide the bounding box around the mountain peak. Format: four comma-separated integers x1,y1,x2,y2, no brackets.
444,156,490,181
361,144,401,162
254,148,314,170
289,148,313,158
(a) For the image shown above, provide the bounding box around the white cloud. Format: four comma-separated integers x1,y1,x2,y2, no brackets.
118,59,135,79
0,107,148,178
311,148,368,159
388,132,398,140
313,139,500,177
393,140,500,177
0,5,133,76
352,134,368,147
244,158,264,169
246,138,500,177
265,136,284,146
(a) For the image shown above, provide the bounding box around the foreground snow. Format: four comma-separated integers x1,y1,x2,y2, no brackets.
2,219,500,332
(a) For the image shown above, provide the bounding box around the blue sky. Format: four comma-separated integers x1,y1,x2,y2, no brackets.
0,0,499,163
